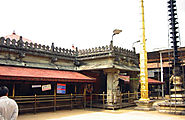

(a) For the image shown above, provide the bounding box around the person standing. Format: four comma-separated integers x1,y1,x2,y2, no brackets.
0,86,18,120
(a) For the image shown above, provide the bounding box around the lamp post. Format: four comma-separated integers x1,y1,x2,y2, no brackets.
153,48,165,98
110,29,122,46
132,40,140,53
132,39,147,52
160,51,164,98
132,40,140,48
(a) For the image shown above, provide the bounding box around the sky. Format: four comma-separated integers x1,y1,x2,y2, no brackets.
0,0,185,52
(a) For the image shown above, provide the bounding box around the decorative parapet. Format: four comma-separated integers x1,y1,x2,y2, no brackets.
113,46,137,59
113,46,138,67
78,45,137,59
78,45,112,56
77,45,138,67
0,36,138,67
0,37,76,57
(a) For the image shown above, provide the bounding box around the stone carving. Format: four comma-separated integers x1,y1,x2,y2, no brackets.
5,38,11,46
51,57,58,63
17,36,24,48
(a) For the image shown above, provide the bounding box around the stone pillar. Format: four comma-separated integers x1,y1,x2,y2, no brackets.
128,72,139,93
128,71,139,101
104,69,120,106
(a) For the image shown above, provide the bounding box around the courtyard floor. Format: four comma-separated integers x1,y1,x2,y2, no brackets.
18,108,185,120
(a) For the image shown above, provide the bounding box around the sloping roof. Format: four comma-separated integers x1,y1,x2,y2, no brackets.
5,32,32,43
147,78,164,84
119,75,164,84
0,66,95,83
119,75,130,84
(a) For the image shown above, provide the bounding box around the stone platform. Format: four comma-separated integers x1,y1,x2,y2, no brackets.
134,100,155,111
158,102,185,115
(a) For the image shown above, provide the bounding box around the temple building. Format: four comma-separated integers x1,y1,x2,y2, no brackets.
0,32,141,109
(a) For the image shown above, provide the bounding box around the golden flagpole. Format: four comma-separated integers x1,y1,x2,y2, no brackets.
139,0,149,101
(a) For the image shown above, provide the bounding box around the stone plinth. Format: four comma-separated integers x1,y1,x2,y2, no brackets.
135,100,156,111
158,76,185,115
158,102,185,115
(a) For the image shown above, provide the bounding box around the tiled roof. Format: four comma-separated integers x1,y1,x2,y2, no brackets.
119,75,164,84
147,78,164,84
119,75,130,84
5,32,32,43
0,66,95,82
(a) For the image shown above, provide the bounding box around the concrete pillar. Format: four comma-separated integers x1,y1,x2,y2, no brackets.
104,69,120,105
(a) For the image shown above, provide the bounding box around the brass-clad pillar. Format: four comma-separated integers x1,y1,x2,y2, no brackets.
54,83,57,111
54,83,57,96
13,82,15,98
139,0,149,101
134,0,155,111
75,84,77,94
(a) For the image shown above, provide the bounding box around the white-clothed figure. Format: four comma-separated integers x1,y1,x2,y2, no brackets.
0,86,18,120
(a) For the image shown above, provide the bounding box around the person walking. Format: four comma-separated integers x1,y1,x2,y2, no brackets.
0,86,18,120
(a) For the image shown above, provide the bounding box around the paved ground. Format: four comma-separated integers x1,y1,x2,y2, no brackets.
18,108,185,120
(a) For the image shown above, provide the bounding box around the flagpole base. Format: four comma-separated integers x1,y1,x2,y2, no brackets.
134,100,156,111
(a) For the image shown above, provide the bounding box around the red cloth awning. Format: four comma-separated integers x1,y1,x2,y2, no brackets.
0,66,95,83
119,75,164,85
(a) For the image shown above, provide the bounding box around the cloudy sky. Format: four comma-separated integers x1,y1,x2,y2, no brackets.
0,0,185,52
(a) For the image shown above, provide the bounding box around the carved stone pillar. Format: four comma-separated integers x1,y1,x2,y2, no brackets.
104,69,120,106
